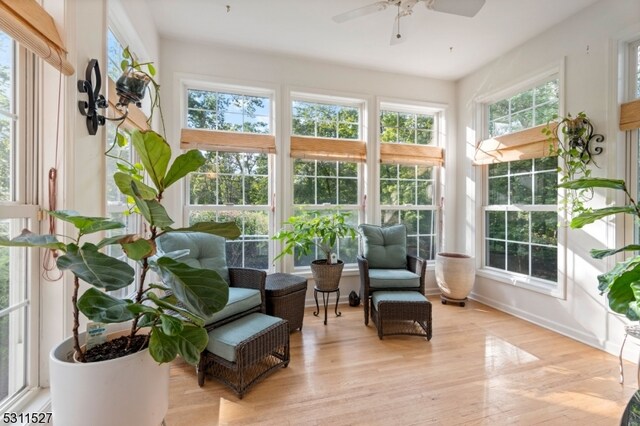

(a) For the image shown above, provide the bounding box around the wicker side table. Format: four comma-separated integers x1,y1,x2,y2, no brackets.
265,273,308,332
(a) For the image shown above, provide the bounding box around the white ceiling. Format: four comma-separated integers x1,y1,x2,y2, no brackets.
144,0,599,81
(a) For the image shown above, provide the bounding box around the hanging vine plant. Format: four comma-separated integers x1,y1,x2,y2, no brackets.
543,111,605,215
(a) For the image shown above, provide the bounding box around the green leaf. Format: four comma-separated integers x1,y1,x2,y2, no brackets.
120,59,128,72
607,266,640,316
131,130,171,192
163,150,205,189
49,210,125,236
0,229,65,251
558,177,627,191
77,288,135,323
147,63,156,76
125,303,159,316
591,245,640,259
134,197,174,229
113,172,157,199
96,234,137,249
167,221,241,240
149,327,179,364
122,238,156,261
116,132,127,147
175,325,208,366
57,243,135,291
569,206,637,229
155,257,229,318
160,314,184,336
146,292,205,327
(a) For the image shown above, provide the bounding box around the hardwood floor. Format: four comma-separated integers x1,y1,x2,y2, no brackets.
165,299,637,425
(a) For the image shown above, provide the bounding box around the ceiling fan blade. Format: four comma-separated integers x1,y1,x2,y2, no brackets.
427,0,486,17
332,1,390,23
390,14,411,45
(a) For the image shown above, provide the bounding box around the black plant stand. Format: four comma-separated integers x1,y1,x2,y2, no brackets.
313,286,341,325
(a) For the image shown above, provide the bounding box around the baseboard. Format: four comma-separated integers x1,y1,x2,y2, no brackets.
469,292,606,351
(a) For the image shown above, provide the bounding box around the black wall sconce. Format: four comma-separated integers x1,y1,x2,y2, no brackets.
77,59,150,135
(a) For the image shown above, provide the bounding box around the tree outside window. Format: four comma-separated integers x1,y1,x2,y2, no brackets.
186,88,272,270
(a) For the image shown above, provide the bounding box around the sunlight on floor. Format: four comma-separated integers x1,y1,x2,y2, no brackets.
484,334,539,370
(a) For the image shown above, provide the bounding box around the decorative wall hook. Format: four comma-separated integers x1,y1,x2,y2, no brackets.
77,59,107,135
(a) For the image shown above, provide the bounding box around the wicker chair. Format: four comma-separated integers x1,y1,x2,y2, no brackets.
156,232,266,329
357,224,426,326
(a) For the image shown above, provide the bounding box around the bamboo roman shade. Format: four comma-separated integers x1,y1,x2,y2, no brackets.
379,143,444,166
620,98,640,131
473,123,558,165
290,136,366,162
180,128,276,153
107,77,149,131
0,0,73,75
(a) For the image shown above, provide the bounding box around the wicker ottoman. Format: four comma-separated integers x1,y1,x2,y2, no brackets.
371,291,432,340
198,313,290,398
265,273,308,332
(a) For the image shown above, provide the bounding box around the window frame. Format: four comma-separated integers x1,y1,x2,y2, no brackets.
287,92,367,272
181,79,277,272
475,63,566,298
0,38,40,411
377,100,444,262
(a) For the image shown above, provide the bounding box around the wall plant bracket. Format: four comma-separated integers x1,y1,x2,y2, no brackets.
77,59,108,135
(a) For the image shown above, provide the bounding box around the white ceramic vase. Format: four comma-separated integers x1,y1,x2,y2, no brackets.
49,330,170,426
435,252,475,302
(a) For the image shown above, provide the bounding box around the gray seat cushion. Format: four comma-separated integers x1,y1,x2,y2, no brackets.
369,269,420,289
204,287,262,325
207,313,282,362
372,291,428,309
359,224,407,269
156,232,229,283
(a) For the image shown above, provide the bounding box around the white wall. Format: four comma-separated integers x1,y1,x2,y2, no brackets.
35,0,160,388
456,0,640,357
159,38,457,303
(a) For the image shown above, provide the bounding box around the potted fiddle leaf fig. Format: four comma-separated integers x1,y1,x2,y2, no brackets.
273,211,357,290
0,129,237,426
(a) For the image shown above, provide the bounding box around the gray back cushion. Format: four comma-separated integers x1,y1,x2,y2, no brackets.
359,224,407,269
156,232,230,283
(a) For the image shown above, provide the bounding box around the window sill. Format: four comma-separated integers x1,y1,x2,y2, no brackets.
476,268,565,299
1,387,51,425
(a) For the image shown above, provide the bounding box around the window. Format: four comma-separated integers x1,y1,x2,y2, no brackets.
0,31,38,408
482,79,559,287
378,107,439,260
488,79,558,137
105,29,138,297
290,97,362,267
633,39,640,99
185,86,273,270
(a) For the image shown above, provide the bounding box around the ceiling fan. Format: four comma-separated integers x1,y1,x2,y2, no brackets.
332,0,486,45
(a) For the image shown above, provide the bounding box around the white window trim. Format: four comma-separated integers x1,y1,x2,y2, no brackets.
474,60,567,299
179,76,277,272
376,97,446,262
284,89,368,274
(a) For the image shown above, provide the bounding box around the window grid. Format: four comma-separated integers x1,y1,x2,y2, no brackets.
290,98,362,267
0,31,38,408
484,158,558,283
185,86,273,270
291,100,359,140
380,109,434,145
187,89,270,134
488,79,559,137
380,164,436,260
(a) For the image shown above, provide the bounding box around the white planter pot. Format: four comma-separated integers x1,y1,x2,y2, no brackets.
435,252,475,303
50,330,170,426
